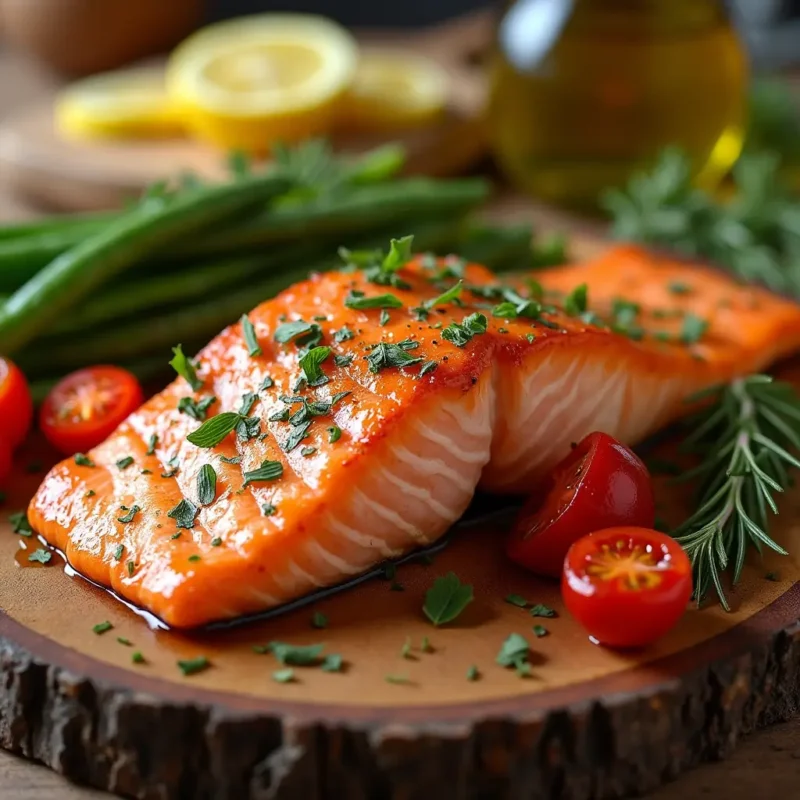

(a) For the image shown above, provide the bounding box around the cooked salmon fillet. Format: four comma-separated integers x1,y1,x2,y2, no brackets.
28,244,800,627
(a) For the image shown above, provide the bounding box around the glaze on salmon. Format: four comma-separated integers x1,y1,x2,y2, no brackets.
28,244,800,627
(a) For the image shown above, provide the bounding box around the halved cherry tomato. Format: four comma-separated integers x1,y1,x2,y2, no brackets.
39,366,144,455
0,357,33,449
507,432,655,577
562,527,693,648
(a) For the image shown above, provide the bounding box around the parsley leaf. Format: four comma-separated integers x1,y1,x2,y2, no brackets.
441,312,488,347
241,313,262,357
28,549,52,564
423,572,474,626
366,342,424,373
169,344,203,391
345,291,403,310
116,456,134,471
274,320,315,343
496,633,531,668
167,499,198,529
9,511,33,536
117,505,140,524
243,460,283,486
268,641,325,666
505,594,528,608
299,345,331,385
333,325,355,343
283,421,311,452
564,284,588,316
328,425,342,443
197,464,217,505
146,434,158,456
178,395,216,421
92,621,113,635
530,604,558,618
272,668,295,683
187,412,241,448
177,656,210,676
74,453,95,467
238,392,258,416
680,313,708,344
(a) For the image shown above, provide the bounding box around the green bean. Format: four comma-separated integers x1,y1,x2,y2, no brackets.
0,170,291,354
176,178,490,257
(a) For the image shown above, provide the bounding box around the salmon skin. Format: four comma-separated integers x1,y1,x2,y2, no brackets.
28,244,800,628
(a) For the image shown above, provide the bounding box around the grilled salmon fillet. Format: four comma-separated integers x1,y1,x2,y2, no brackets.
28,244,800,627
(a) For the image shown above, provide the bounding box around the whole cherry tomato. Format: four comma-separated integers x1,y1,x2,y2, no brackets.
562,527,693,648
507,431,655,577
0,357,33,449
40,366,144,455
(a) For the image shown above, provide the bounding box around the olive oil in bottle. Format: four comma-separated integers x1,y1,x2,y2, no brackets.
488,0,747,207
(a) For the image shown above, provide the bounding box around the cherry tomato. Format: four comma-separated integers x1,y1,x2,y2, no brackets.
562,527,693,648
506,431,655,577
0,357,33,449
40,366,144,455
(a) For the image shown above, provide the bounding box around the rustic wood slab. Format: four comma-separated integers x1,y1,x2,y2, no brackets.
1,419,800,799
0,16,490,212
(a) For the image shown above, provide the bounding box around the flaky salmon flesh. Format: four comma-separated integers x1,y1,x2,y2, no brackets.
28,244,800,627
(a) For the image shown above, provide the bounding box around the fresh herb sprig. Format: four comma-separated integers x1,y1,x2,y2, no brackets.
602,148,800,297
672,375,800,609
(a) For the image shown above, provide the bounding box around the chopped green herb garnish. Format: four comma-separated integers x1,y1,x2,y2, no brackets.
272,668,295,683
299,345,331,385
366,342,424,373
564,284,588,316
333,325,355,343
28,549,52,564
126,560,135,576
379,308,391,326
505,594,528,608
145,434,158,456
177,656,210,676
421,636,432,653
235,415,261,441
333,354,353,367
117,505,140,524
85,489,96,498
526,333,536,343
132,652,146,664
765,571,780,582
466,665,479,681
418,360,438,377
384,674,412,685
441,312,488,347
530,604,557,618
345,291,403,310
668,281,692,295
92,621,113,635
188,554,201,563
401,637,413,659
327,425,342,443
243,460,283,486
219,454,242,465
283,421,311,452
9,511,32,536
238,391,258,416
170,532,182,540
117,637,132,646
680,313,708,344
169,344,203,391
116,456,134,471
274,320,316,344
241,314,262,357
74,453,95,467
167,498,198,529
423,572,474,626
269,641,324,666
262,502,277,516
321,653,343,672
496,633,530,668
421,280,463,313
300,446,317,457
187,411,241,448
178,395,216,421
197,464,217,505
311,611,328,629
533,624,548,638
113,544,124,560
211,537,222,547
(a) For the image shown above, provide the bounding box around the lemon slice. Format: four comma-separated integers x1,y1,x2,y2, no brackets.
56,67,183,140
343,49,449,133
166,13,358,152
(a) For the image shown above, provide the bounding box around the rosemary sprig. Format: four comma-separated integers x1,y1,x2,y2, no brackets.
672,375,800,609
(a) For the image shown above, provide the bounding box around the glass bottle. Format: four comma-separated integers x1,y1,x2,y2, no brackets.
488,0,748,208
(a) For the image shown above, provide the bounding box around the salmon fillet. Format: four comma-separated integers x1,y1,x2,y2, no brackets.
28,244,800,627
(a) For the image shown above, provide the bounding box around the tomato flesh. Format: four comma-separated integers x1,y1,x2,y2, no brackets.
561,527,693,648
507,432,655,577
40,366,144,455
0,357,33,449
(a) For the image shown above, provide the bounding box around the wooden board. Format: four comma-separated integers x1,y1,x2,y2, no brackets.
1,417,800,800
0,16,490,212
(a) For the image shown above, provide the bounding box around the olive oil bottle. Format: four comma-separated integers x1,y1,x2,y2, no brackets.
488,0,747,207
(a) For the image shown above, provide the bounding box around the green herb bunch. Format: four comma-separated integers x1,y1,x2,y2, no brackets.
602,148,800,297
672,375,800,609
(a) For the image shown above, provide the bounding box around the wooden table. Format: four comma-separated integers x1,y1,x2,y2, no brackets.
1,41,800,800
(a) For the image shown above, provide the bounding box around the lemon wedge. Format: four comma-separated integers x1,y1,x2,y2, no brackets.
343,49,449,133
166,13,358,152
56,67,183,140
